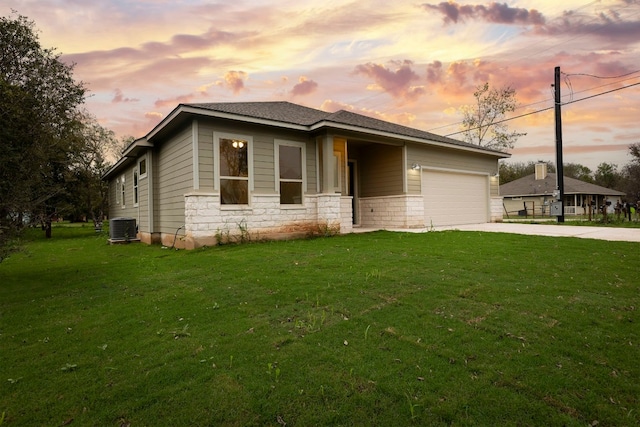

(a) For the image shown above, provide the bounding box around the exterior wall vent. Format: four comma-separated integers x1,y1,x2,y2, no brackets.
109,217,137,240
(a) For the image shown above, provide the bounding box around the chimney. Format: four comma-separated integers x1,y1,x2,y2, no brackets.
535,163,548,180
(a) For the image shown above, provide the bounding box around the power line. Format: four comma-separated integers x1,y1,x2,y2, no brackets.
562,69,640,80
563,80,640,106
443,81,640,138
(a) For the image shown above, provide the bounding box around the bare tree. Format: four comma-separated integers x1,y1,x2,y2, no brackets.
460,82,526,151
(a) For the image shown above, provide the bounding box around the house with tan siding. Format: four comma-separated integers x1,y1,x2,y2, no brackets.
103,102,509,249
501,163,626,217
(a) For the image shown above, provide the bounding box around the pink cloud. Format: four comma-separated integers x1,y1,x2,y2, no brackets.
529,5,640,49
112,88,139,104
422,1,545,25
290,77,318,97
154,94,197,109
426,61,444,84
354,60,426,101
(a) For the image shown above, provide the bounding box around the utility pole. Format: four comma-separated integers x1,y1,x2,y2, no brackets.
554,66,565,223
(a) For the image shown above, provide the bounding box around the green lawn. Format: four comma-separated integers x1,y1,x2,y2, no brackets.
1,225,638,426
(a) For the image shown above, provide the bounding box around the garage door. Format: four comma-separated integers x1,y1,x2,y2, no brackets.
422,170,488,226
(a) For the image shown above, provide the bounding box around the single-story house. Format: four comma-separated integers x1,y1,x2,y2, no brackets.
103,101,509,248
501,163,626,217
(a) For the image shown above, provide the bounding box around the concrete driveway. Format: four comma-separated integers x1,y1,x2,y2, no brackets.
429,222,640,243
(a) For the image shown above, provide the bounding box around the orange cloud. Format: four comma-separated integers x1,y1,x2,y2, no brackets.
154,94,197,108
217,71,247,94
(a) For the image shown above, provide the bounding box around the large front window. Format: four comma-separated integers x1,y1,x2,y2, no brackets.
277,141,305,205
219,137,249,205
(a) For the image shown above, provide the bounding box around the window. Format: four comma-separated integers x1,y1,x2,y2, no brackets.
115,177,121,204
120,174,126,208
133,169,139,207
333,152,342,192
277,142,305,204
139,157,147,178
219,137,249,204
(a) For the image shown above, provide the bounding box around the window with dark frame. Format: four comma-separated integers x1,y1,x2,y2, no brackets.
220,138,249,204
279,144,303,204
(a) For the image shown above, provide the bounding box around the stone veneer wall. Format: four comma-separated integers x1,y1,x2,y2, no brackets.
340,196,353,234
490,197,503,222
358,195,424,229
183,193,344,249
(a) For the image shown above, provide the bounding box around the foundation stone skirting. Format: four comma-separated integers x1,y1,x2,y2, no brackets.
340,196,353,234
490,197,504,222
359,195,424,229
184,192,342,248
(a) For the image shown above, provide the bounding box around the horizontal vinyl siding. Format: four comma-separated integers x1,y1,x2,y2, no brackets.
197,119,315,195
108,180,118,219
138,175,149,231
253,134,275,193
305,143,317,193
198,125,214,191
156,126,192,234
360,145,403,197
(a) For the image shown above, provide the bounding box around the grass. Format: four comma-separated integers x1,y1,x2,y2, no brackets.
1,224,639,426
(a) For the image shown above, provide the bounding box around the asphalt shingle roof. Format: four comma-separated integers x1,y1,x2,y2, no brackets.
500,173,625,197
184,101,506,155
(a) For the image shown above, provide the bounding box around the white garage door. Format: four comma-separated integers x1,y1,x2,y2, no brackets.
422,170,489,226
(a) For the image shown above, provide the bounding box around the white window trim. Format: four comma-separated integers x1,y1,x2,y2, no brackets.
213,131,254,205
138,157,147,179
120,173,126,209
333,151,342,193
275,139,306,206
115,177,121,205
133,168,139,207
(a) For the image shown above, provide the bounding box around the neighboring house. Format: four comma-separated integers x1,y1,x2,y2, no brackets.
501,163,626,217
103,101,509,249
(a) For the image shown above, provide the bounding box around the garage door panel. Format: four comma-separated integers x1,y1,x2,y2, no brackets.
422,171,488,226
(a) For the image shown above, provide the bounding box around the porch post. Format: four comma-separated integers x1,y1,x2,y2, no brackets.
322,135,334,193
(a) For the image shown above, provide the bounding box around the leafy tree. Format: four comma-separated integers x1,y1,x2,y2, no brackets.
562,162,593,183
1,13,86,251
622,143,640,203
594,162,623,190
460,82,526,151
63,112,118,225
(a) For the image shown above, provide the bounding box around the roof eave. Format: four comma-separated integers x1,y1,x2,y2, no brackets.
311,120,511,158
146,105,309,141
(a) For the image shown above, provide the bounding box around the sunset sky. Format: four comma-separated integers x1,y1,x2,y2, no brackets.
8,0,640,170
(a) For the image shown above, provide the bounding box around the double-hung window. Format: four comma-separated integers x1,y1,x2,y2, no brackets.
276,141,305,205
133,168,139,207
216,134,252,205
120,174,126,208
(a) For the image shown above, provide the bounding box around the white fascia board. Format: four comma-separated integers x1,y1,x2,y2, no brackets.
310,120,511,158
121,138,153,157
102,156,130,181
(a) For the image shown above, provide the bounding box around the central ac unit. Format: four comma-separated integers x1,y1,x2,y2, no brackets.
109,217,137,240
